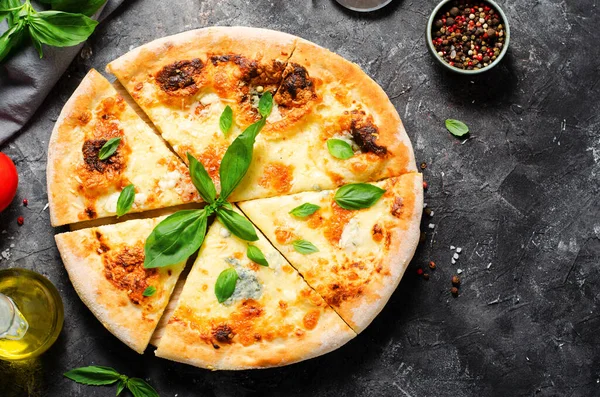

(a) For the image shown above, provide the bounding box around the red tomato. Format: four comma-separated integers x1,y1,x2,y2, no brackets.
0,153,18,212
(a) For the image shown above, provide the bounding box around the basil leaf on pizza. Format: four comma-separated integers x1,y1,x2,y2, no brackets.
187,152,216,203
63,366,122,385
126,378,159,397
289,203,320,218
334,183,386,210
247,244,268,267
258,91,273,118
142,286,156,297
116,184,135,217
327,139,354,160
144,209,208,268
215,267,238,303
216,207,258,241
219,118,266,199
219,105,233,135
98,137,121,160
292,239,319,254
445,119,469,137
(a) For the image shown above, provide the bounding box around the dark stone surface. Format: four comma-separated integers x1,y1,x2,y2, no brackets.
1,0,599,396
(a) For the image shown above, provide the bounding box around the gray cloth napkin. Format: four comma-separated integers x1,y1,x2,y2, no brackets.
0,0,125,145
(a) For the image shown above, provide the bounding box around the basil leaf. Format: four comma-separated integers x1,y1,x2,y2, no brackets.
27,11,98,48
247,245,268,267
334,183,386,210
30,33,44,58
445,119,469,137
0,0,22,24
289,203,320,218
116,379,126,396
216,207,258,242
64,366,122,386
116,184,135,217
292,240,319,255
126,378,159,397
98,137,121,160
219,105,233,135
215,267,238,303
38,0,107,17
327,139,354,160
0,18,25,63
142,286,156,297
144,209,208,269
258,91,273,118
219,118,266,199
187,153,216,204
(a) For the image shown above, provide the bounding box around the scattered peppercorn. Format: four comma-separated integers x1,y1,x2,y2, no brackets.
424,207,433,217
417,268,424,276
451,287,459,297
423,181,429,189
429,261,436,270
17,216,24,226
420,162,427,169
431,1,506,71
22,199,28,206
419,232,426,243
451,275,461,286
423,273,430,280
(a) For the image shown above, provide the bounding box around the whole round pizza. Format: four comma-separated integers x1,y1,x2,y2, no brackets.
48,27,423,370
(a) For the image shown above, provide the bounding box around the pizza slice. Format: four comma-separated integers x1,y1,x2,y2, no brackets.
47,69,199,227
55,216,186,354
154,207,356,369
106,27,416,202
238,174,423,333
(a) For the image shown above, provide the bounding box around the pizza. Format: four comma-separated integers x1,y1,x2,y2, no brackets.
47,69,199,227
106,27,416,201
48,27,423,369
54,217,186,353
238,174,423,332
154,208,355,369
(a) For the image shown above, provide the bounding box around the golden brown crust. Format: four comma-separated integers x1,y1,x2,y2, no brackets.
54,217,186,353
47,69,200,227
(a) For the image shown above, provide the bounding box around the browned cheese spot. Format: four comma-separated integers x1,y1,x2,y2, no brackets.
258,162,294,194
391,197,403,218
102,242,158,305
302,310,321,330
275,63,317,108
155,59,204,96
350,110,387,156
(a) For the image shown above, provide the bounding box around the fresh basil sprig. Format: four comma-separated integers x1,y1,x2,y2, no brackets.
334,183,386,210
144,209,208,269
187,153,216,204
38,0,106,17
289,203,320,218
98,137,121,160
219,105,233,135
143,94,273,269
64,365,159,397
445,119,469,137
247,244,268,267
116,184,135,217
215,267,238,303
292,239,319,255
258,91,273,118
142,286,156,297
216,207,258,241
327,139,354,160
0,0,102,62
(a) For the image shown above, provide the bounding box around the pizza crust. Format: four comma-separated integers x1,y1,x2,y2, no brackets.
55,217,186,353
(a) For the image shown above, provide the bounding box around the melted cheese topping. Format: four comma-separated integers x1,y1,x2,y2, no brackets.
238,174,422,331
155,207,353,368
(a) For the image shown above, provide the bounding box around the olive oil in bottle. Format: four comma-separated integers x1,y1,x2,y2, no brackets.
0,268,64,360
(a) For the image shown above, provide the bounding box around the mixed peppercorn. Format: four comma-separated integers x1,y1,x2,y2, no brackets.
431,1,506,71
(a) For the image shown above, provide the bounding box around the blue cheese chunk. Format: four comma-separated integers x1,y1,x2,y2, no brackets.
223,257,262,305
